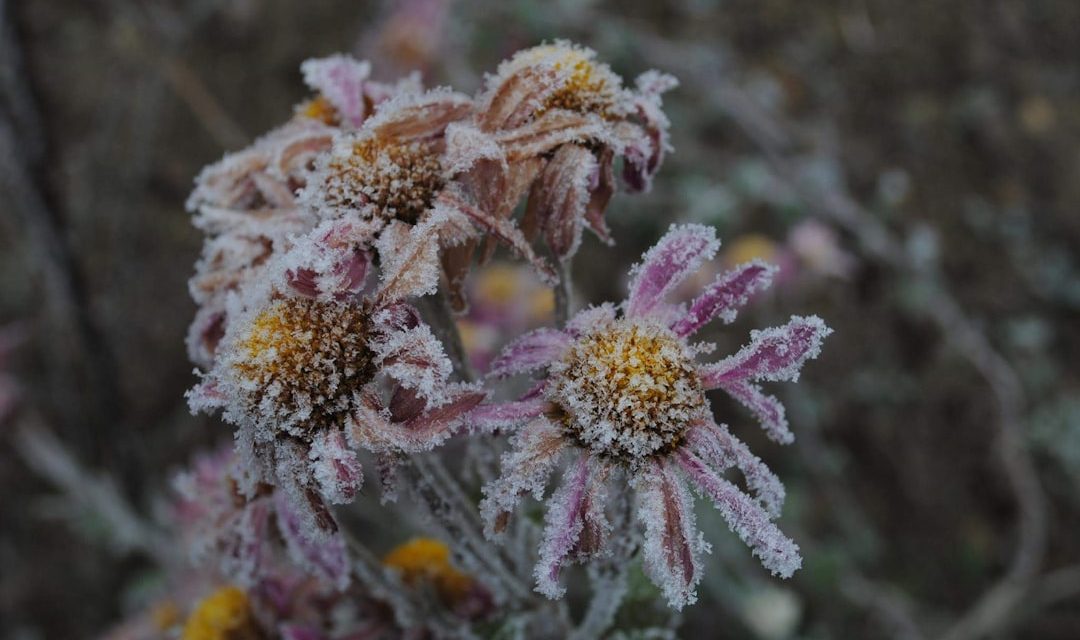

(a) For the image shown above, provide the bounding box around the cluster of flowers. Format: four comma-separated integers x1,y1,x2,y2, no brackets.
175,41,830,636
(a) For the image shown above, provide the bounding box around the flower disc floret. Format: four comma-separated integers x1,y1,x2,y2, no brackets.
230,297,373,433
548,319,705,461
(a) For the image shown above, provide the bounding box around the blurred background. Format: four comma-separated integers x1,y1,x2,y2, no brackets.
2,0,1079,637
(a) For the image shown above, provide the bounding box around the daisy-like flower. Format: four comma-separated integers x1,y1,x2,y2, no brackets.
299,85,556,312
444,40,677,266
186,55,416,366
471,224,832,608
188,243,485,542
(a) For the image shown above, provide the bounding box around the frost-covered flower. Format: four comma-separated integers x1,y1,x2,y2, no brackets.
300,85,556,312
471,224,831,608
188,246,485,541
186,56,417,366
445,40,677,265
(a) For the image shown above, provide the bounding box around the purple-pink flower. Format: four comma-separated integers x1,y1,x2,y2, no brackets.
471,223,831,608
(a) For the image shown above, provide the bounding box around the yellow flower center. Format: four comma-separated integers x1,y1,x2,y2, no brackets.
181,586,259,640
383,537,474,604
299,95,339,126
550,319,704,460
323,136,445,225
232,298,373,432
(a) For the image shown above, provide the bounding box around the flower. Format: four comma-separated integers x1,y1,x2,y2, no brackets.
470,224,831,608
185,55,415,366
444,40,678,266
181,586,259,640
383,537,493,618
188,241,485,541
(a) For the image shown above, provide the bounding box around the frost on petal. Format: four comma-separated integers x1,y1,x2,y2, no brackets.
363,86,473,142
281,213,378,299
369,309,453,402
300,55,373,127
466,396,553,434
497,111,610,163
522,143,597,260
375,220,442,303
535,455,591,598
671,260,778,337
565,303,617,337
308,429,363,505
701,315,832,386
626,224,720,319
686,421,785,518
272,489,351,591
488,328,572,378
347,385,483,454
676,450,801,579
621,70,678,193
715,380,793,444
220,498,272,588
443,121,504,175
631,460,708,610
480,418,567,539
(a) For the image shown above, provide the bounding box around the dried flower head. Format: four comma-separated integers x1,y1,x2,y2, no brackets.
471,224,831,608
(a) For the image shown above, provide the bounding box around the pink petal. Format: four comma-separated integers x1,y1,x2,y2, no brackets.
676,450,800,579
686,421,786,517
466,396,552,434
631,459,707,610
565,303,617,337
488,328,572,378
535,455,591,598
300,55,373,128
273,489,351,591
626,224,720,319
480,418,567,539
714,380,793,444
700,315,832,386
308,429,364,505
670,261,778,337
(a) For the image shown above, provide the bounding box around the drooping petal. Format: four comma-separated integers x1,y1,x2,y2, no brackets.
488,328,572,378
497,111,610,162
670,260,778,337
700,315,832,386
523,143,597,259
300,55,373,128
626,224,720,319
307,429,364,505
686,421,785,517
675,450,801,579
480,418,568,539
631,459,708,610
621,70,678,192
369,307,453,403
583,147,616,245
465,396,553,434
347,386,483,454
272,489,351,591
714,380,793,444
535,455,592,598
374,219,443,304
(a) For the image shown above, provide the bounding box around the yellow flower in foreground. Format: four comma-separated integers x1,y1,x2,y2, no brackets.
182,586,260,640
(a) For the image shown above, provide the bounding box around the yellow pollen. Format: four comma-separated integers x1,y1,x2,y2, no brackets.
552,320,703,460
181,586,259,640
383,538,474,604
299,95,339,126
526,47,618,118
234,298,372,432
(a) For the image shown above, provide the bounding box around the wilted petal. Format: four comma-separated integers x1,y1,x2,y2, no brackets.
535,455,592,598
631,460,708,610
375,219,443,303
218,498,272,588
524,144,597,259
686,421,785,517
466,396,553,434
273,489,351,591
497,111,610,162
366,88,473,141
308,429,363,505
488,328,572,378
701,315,832,386
583,147,616,245
621,70,677,192
676,450,801,579
626,224,720,319
480,418,567,539
369,308,453,402
671,261,777,337
300,55,373,128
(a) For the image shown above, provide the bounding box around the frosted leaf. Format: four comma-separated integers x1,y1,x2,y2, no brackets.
631,460,708,610
535,455,592,598
701,315,832,385
671,260,778,337
626,224,720,319
676,450,801,579
308,429,363,505
686,421,786,518
488,328,572,378
480,418,567,539
300,55,373,128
